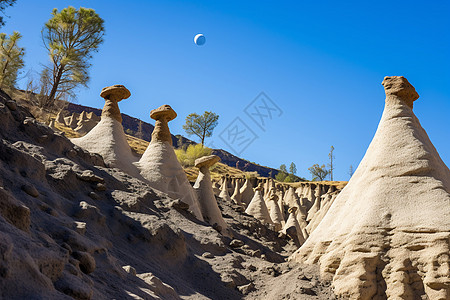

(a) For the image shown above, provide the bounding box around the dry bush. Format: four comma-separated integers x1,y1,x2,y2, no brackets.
175,144,212,167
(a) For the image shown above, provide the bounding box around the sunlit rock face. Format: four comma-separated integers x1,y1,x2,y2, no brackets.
291,76,450,300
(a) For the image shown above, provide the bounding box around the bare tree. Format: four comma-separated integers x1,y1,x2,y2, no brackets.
136,120,143,140
328,145,335,181
348,165,354,178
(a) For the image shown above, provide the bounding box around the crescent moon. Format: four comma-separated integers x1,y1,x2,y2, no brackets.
194,34,206,46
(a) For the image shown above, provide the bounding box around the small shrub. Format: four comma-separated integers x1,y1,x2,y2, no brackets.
245,171,259,179
175,144,212,167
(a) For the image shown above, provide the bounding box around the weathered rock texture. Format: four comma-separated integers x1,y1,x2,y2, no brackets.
266,194,284,232
245,183,273,225
1,88,341,299
291,76,450,300
71,85,141,178
136,105,203,221
193,155,231,236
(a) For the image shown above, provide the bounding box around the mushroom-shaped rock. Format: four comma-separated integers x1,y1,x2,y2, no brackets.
150,105,177,143
245,183,273,225
136,105,203,221
266,194,284,232
291,76,450,300
71,85,141,178
382,75,418,109
100,85,130,123
193,155,231,236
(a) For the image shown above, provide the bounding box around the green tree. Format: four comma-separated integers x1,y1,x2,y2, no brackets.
275,172,287,182
0,0,16,28
289,162,297,175
40,6,104,108
308,164,330,181
275,164,288,181
328,145,335,181
182,111,219,146
0,31,24,88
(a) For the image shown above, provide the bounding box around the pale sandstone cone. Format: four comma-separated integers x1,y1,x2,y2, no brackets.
71,85,141,178
193,155,231,237
137,104,203,221
291,76,450,300
267,194,284,232
245,183,273,225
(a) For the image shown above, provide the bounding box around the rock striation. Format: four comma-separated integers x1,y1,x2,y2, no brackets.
136,105,203,221
245,183,273,225
71,85,141,178
193,155,231,236
291,76,450,300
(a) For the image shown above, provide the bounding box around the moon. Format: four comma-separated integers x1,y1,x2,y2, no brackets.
194,34,206,46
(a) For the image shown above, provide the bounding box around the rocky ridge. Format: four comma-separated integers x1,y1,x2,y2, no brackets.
0,88,333,299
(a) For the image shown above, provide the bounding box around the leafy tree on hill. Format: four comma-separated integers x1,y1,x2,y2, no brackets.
0,31,24,88
308,164,330,181
289,162,297,176
40,6,104,108
183,111,219,146
275,164,288,181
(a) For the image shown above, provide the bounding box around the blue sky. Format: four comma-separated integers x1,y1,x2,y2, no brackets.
3,0,450,180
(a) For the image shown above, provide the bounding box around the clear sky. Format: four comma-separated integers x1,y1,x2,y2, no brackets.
3,0,450,181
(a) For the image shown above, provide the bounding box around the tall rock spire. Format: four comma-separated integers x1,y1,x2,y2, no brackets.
291,76,450,299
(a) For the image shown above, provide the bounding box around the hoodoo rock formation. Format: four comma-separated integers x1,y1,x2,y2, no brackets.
291,76,450,299
193,155,231,236
245,183,273,225
71,85,141,178
239,178,254,207
282,207,304,248
136,104,203,221
266,194,284,232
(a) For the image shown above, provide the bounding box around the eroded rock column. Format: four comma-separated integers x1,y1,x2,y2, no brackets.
194,155,231,237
